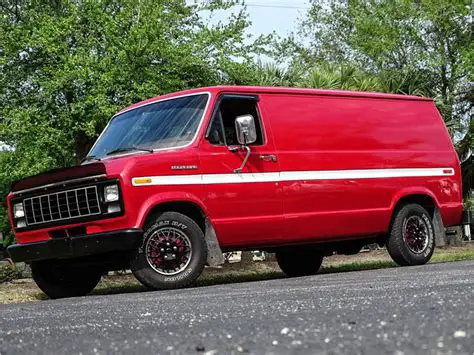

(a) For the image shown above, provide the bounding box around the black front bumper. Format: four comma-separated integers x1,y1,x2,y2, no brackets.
7,229,143,263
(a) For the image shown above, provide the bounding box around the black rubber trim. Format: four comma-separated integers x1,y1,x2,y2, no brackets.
7,229,143,263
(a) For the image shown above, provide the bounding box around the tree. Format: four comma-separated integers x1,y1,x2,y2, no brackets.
0,0,257,242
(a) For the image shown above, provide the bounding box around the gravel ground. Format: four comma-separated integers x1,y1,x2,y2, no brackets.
0,260,473,354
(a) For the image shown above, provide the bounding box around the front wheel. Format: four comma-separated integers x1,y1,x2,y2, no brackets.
130,212,207,290
276,248,324,277
31,260,102,299
387,204,435,266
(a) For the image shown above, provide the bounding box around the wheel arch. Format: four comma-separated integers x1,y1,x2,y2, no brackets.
388,189,446,247
137,193,224,266
391,193,439,219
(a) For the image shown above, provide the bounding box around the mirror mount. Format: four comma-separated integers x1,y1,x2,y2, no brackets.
233,146,251,173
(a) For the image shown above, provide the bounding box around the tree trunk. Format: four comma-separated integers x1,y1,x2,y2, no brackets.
264,252,276,261
75,131,91,164
446,226,464,247
240,251,253,265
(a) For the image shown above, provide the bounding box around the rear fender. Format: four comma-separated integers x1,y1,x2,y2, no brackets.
389,187,445,247
389,187,441,212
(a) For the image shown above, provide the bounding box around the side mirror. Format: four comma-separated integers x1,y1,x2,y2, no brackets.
235,115,257,145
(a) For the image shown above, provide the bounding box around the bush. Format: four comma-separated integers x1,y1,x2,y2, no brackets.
0,265,23,283
0,263,31,283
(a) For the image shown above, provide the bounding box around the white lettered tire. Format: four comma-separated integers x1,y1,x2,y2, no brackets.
131,212,207,290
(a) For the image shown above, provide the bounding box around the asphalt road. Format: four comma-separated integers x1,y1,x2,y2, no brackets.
1,260,473,355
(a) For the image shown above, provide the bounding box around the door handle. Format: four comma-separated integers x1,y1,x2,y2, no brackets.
259,154,277,162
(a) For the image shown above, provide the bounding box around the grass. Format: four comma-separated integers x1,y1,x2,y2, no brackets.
1,246,474,304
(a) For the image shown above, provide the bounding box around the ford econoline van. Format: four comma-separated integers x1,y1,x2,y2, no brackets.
7,86,466,298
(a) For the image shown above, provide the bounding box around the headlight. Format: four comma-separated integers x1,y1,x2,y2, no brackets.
104,184,119,202
16,219,26,229
13,203,24,218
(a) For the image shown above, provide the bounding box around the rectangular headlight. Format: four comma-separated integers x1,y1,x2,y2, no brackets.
16,219,26,229
104,184,119,202
13,203,24,219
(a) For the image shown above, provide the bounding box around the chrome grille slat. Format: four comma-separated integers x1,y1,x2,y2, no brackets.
22,186,101,226
85,188,91,214
56,194,61,219
75,190,80,215
65,191,71,217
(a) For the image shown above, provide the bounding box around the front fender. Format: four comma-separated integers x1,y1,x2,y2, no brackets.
133,191,224,266
134,191,210,229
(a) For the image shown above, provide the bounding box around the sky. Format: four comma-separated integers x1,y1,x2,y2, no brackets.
201,0,311,63
238,1,310,37
203,0,310,40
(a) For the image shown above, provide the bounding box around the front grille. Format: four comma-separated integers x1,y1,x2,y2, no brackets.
23,186,101,226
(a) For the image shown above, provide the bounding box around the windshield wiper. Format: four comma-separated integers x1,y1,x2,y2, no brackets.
106,147,154,156
80,155,101,164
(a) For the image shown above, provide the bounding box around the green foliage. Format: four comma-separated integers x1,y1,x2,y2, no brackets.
0,0,258,243
0,265,23,283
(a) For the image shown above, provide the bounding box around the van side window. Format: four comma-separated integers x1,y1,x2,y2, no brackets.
207,97,264,146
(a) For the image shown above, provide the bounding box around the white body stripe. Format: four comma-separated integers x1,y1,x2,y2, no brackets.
132,168,454,186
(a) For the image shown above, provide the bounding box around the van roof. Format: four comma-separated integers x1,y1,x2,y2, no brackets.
120,85,433,114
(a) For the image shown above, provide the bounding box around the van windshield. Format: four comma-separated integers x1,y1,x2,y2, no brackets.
87,94,208,159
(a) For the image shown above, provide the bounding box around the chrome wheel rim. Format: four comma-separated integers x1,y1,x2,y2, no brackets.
145,227,192,275
402,215,430,254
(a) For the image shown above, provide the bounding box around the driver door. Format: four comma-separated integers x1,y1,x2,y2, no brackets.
199,94,282,248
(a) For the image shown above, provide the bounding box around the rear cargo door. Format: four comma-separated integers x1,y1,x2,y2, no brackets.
199,94,282,247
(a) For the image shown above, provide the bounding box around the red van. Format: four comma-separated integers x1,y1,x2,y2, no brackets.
7,86,465,298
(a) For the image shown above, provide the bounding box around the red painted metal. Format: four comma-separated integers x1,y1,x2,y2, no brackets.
8,86,463,250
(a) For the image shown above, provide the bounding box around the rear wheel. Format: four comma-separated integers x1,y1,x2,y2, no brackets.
387,203,435,266
130,212,207,290
276,248,324,277
31,260,102,299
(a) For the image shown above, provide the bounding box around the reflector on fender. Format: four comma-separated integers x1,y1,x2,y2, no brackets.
133,177,152,185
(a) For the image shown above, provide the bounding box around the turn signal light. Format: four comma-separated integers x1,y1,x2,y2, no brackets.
134,177,152,185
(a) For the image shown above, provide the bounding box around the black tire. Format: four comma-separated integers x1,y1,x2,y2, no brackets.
31,260,102,299
387,204,435,266
130,212,207,290
275,248,324,277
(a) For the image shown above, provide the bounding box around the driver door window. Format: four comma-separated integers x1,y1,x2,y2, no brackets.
207,97,264,146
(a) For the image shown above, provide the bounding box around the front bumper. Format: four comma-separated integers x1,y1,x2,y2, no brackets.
7,228,143,263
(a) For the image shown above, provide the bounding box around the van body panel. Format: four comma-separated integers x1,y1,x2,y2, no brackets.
257,93,462,241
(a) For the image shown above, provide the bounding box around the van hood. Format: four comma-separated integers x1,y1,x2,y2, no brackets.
10,148,194,194
10,163,107,193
